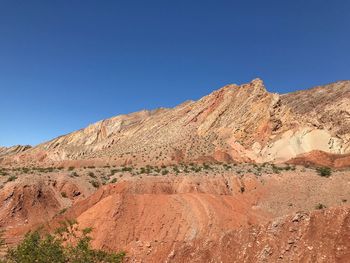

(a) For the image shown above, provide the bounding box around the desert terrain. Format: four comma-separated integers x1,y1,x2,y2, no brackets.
0,79,350,262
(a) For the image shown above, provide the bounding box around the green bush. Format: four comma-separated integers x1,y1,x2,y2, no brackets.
110,178,117,184
110,169,119,176
315,203,326,210
90,180,100,188
316,167,332,177
6,176,17,182
121,167,132,172
88,172,96,178
22,167,30,174
71,172,79,177
3,221,125,263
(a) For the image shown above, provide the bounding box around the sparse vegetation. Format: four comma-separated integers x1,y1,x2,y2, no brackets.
6,175,17,182
90,180,100,188
110,169,119,176
58,208,68,215
110,178,117,184
316,167,332,177
121,167,132,172
315,203,326,210
2,221,125,262
88,172,96,178
71,171,79,177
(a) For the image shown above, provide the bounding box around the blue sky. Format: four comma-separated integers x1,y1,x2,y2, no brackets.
0,0,349,146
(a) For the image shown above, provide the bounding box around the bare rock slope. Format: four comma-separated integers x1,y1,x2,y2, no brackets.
2,79,350,167
49,172,350,262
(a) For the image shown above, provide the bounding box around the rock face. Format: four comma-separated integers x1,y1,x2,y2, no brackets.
2,79,350,167
0,145,31,158
171,207,350,263
48,172,350,262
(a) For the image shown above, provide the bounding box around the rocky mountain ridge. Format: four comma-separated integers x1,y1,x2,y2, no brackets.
1,79,350,167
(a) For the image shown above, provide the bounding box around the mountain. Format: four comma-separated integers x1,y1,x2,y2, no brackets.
0,145,31,158
2,78,350,167
1,79,350,262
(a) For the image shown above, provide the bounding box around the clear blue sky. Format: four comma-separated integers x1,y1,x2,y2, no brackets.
0,0,349,146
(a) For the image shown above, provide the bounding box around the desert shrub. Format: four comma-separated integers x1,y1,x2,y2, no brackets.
22,167,30,174
35,167,55,173
6,231,66,263
71,172,79,177
61,192,68,198
110,178,117,184
58,208,68,215
68,166,75,171
4,221,125,263
193,167,201,172
271,164,280,174
88,172,96,178
7,176,17,182
203,164,210,170
121,167,132,172
0,171,9,176
316,167,331,177
284,165,291,171
110,169,119,176
161,170,169,175
315,203,326,210
0,230,5,251
90,180,100,188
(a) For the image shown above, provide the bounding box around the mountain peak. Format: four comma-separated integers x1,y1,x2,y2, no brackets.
251,77,264,85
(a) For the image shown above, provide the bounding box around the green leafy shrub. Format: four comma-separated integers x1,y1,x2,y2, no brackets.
3,221,125,263
316,167,332,177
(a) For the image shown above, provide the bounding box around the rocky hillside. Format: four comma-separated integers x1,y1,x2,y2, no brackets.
1,164,349,262
1,79,350,167
0,145,31,158
1,79,350,262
